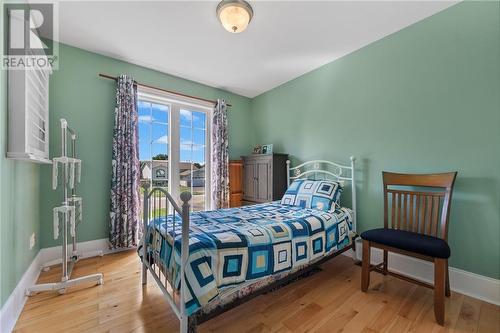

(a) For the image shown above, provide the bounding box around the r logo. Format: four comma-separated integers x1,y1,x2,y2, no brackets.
4,3,54,56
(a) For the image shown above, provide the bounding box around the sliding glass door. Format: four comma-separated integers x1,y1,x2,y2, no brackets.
138,91,211,211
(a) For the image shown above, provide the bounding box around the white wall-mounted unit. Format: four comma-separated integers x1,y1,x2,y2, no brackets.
6,50,53,163
7,9,52,164
7,64,52,164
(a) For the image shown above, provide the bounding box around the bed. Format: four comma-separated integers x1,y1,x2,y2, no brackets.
139,157,358,332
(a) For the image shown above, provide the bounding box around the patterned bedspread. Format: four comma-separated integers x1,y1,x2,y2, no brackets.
140,202,353,316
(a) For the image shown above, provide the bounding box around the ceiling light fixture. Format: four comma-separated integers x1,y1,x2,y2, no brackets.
216,0,253,34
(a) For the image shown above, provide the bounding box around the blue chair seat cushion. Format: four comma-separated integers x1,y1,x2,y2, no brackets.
360,228,450,259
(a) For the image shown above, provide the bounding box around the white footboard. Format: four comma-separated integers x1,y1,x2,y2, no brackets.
141,186,191,333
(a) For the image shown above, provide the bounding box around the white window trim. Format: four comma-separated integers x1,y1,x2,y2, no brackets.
137,87,213,210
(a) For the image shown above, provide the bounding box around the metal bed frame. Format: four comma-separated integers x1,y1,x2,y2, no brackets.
141,157,357,333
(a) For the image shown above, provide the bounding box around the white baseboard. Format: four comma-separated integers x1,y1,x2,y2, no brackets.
40,238,130,267
0,251,43,333
347,238,500,306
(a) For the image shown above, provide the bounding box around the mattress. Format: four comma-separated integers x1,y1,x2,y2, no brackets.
139,201,354,316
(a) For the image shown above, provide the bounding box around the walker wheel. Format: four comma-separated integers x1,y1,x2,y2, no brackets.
58,288,66,295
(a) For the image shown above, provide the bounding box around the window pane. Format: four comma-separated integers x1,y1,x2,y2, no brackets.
138,122,150,143
140,160,151,183
151,143,168,160
138,100,151,111
192,195,205,211
191,163,205,212
180,127,192,146
180,144,192,162
179,162,206,212
180,109,192,127
192,146,205,164
193,129,205,146
152,103,169,113
178,161,192,201
152,104,169,124
193,111,206,129
139,141,151,161
138,122,151,161
152,159,168,188
138,102,152,123
152,123,168,144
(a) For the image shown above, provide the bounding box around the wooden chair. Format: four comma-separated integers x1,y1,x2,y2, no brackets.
361,171,457,325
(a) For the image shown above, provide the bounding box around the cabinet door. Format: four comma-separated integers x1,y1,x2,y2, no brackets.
229,162,243,194
256,160,270,202
229,161,243,207
243,160,256,201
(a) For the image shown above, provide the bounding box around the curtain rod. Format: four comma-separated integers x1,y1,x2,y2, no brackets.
98,73,232,107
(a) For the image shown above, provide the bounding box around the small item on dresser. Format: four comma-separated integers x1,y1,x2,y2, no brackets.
262,144,273,154
252,145,262,154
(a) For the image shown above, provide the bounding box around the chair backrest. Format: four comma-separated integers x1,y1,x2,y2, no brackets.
383,171,457,240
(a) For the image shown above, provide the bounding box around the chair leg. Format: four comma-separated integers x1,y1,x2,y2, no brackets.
383,250,388,275
361,240,371,292
445,260,451,297
434,258,446,325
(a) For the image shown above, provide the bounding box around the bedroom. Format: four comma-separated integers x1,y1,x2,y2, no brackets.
0,1,499,332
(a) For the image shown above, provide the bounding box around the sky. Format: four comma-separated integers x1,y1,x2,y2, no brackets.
138,100,206,163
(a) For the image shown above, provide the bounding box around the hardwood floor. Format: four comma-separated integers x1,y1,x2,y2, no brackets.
14,250,499,333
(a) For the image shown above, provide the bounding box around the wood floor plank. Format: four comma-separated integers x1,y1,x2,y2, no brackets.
13,250,498,333
341,299,386,332
430,292,465,333
317,308,358,333
477,302,500,333
454,296,482,333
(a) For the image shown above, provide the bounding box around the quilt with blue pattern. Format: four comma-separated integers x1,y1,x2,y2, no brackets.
140,202,353,316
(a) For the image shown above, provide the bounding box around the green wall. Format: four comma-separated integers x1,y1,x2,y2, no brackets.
40,43,252,248
251,2,500,279
2,1,499,308
0,5,41,307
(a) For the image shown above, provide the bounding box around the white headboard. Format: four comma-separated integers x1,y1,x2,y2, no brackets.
286,156,357,233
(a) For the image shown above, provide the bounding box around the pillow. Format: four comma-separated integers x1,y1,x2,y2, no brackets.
280,179,343,212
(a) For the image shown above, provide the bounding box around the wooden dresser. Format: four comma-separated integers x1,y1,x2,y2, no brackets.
229,160,244,207
241,154,288,204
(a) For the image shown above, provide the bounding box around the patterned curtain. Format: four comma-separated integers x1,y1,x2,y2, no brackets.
211,99,230,210
109,75,140,249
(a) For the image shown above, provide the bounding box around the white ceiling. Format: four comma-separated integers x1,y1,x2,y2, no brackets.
53,1,457,98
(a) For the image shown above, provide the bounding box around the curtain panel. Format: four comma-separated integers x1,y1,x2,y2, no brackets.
211,99,230,210
109,75,140,249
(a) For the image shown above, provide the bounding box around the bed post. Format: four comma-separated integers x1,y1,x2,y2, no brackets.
142,184,150,285
350,156,357,233
286,160,291,186
179,191,192,333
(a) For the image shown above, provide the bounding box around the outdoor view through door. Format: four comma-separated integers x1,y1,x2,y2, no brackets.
138,93,210,212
